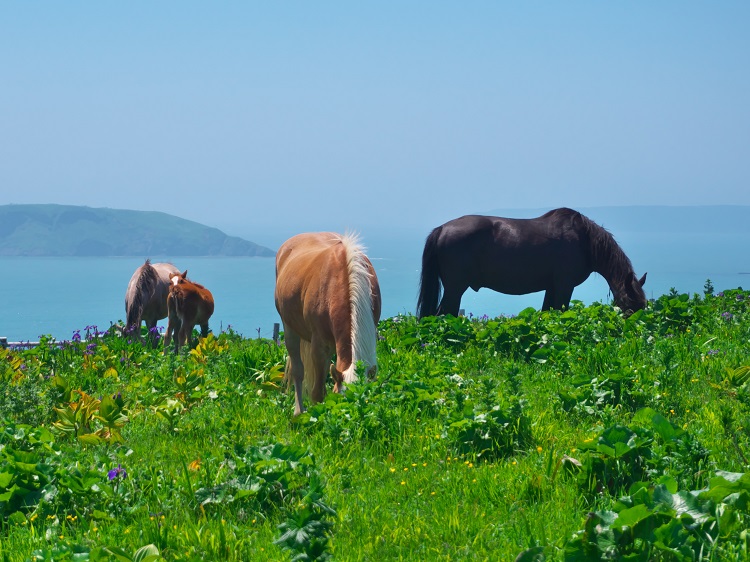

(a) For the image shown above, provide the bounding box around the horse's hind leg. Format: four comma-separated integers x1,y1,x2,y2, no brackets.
437,285,466,317
282,327,305,415
306,335,331,405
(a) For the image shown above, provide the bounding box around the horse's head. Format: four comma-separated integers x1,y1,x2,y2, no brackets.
330,364,346,394
169,270,189,286
616,272,647,314
330,362,377,394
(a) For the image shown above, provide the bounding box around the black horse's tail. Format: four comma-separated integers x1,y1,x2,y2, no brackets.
417,227,443,319
125,259,158,332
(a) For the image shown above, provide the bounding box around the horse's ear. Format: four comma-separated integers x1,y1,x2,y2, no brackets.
181,270,188,279
638,272,647,287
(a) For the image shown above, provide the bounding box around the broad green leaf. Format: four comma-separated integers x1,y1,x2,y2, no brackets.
615,503,653,529
78,433,105,446
133,544,161,562
8,511,26,525
0,472,14,488
102,546,133,562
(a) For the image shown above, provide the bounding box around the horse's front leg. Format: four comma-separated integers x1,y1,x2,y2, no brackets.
163,317,176,354
178,322,193,352
543,286,574,311
553,286,574,310
541,290,554,311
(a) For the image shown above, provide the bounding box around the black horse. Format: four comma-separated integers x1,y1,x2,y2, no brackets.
417,208,647,318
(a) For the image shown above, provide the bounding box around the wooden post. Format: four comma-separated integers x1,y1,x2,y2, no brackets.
273,323,280,345
0,337,6,349
458,309,465,317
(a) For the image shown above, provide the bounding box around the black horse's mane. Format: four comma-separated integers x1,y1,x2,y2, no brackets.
546,208,636,297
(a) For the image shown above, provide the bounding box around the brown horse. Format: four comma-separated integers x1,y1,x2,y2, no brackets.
164,271,215,354
417,208,647,318
124,259,181,343
275,232,382,415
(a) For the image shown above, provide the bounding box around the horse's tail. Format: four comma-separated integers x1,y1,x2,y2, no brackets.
125,259,158,332
417,226,443,319
341,233,379,384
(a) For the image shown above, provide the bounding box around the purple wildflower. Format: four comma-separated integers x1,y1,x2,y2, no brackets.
72,330,81,343
707,349,720,356
108,464,127,480
722,312,733,321
85,343,97,355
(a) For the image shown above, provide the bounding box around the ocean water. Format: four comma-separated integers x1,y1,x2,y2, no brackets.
1,229,748,342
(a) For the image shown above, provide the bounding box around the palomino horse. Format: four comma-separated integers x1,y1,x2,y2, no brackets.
417,208,647,318
125,259,181,343
275,232,382,415
164,271,215,354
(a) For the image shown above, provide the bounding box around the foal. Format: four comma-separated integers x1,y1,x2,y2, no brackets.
164,271,215,353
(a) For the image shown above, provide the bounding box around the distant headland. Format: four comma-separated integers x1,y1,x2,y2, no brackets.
0,204,275,257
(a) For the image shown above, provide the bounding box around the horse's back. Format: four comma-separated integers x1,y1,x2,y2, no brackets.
125,260,182,328
275,233,353,340
173,281,214,317
434,212,591,294
275,232,348,320
276,233,349,289
151,262,180,282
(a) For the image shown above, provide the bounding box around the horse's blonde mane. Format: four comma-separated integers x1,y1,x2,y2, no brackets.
339,232,378,383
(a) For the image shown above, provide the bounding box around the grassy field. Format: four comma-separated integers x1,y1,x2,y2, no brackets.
1,284,749,561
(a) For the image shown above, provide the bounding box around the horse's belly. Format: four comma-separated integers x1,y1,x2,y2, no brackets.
277,301,335,345
483,279,549,295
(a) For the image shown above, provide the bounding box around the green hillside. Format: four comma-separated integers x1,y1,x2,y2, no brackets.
0,204,275,257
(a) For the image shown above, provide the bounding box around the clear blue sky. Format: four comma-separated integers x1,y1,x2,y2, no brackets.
2,2,748,243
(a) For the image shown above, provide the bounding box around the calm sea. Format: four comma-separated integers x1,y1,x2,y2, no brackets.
1,229,749,342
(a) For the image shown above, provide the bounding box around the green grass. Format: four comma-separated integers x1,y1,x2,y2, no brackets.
1,287,750,560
